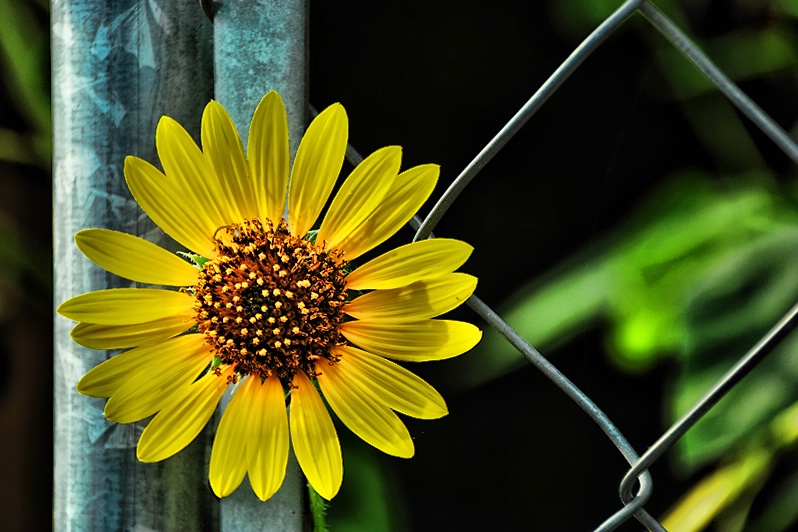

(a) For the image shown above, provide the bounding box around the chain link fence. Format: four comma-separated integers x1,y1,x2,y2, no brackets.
42,0,798,530
391,0,798,529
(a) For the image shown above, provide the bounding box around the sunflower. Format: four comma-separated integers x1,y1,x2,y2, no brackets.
57,91,481,502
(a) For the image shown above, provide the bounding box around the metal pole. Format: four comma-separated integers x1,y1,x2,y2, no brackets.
213,1,308,530
52,1,214,529
213,0,308,151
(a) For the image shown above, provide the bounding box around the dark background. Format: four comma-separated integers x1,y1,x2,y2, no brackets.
310,2,798,529
3,1,798,530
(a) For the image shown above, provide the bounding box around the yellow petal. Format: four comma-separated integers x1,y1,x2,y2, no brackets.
202,100,258,221
249,91,290,225
104,336,213,423
76,333,205,397
288,103,348,237
70,313,194,350
333,164,438,261
156,115,233,229
290,371,342,500
76,228,199,286
137,365,232,463
247,375,290,501
210,377,256,498
345,238,474,290
331,346,447,419
57,288,195,325
317,360,414,458
317,146,401,250
340,320,482,361
344,273,477,322
124,156,217,258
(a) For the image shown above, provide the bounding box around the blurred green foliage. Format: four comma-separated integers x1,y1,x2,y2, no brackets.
455,172,798,383
3,0,797,529
0,0,50,287
454,0,798,530
0,0,50,167
325,0,798,528
326,432,410,532
0,2,52,530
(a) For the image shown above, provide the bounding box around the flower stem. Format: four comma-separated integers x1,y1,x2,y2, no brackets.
307,483,329,532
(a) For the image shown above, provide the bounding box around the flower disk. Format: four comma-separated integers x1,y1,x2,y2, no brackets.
57,91,483,503
196,219,348,381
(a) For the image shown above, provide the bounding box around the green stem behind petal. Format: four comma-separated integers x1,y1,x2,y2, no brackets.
308,482,329,532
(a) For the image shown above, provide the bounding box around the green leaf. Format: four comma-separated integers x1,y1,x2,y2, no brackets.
747,461,798,532
673,230,798,468
605,174,790,367
774,0,798,19
661,446,772,532
177,252,210,269
450,256,611,390
654,28,798,101
326,431,409,532
450,172,798,389
0,0,51,164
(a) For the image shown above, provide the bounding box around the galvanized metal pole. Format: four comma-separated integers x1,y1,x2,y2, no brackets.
212,1,308,530
213,1,308,150
52,1,215,530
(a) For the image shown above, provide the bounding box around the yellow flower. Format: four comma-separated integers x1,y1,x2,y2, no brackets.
57,91,481,501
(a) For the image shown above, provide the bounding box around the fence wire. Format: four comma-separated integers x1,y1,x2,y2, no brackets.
268,1,793,529
335,1,798,530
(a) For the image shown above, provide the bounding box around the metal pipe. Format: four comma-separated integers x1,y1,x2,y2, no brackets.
213,1,308,530
52,1,215,529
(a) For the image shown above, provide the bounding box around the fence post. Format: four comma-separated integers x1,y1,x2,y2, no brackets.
52,1,215,529
212,1,308,530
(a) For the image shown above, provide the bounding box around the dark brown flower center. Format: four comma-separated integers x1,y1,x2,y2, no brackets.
194,219,348,380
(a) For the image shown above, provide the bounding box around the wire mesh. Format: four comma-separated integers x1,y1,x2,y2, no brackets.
341,1,798,530
48,0,796,529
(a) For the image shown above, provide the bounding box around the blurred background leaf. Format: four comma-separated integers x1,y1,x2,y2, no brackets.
0,0,50,167
2,0,797,529
453,170,798,385
436,0,798,529
0,1,51,531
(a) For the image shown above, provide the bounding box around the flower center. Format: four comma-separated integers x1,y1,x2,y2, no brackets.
194,219,348,381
